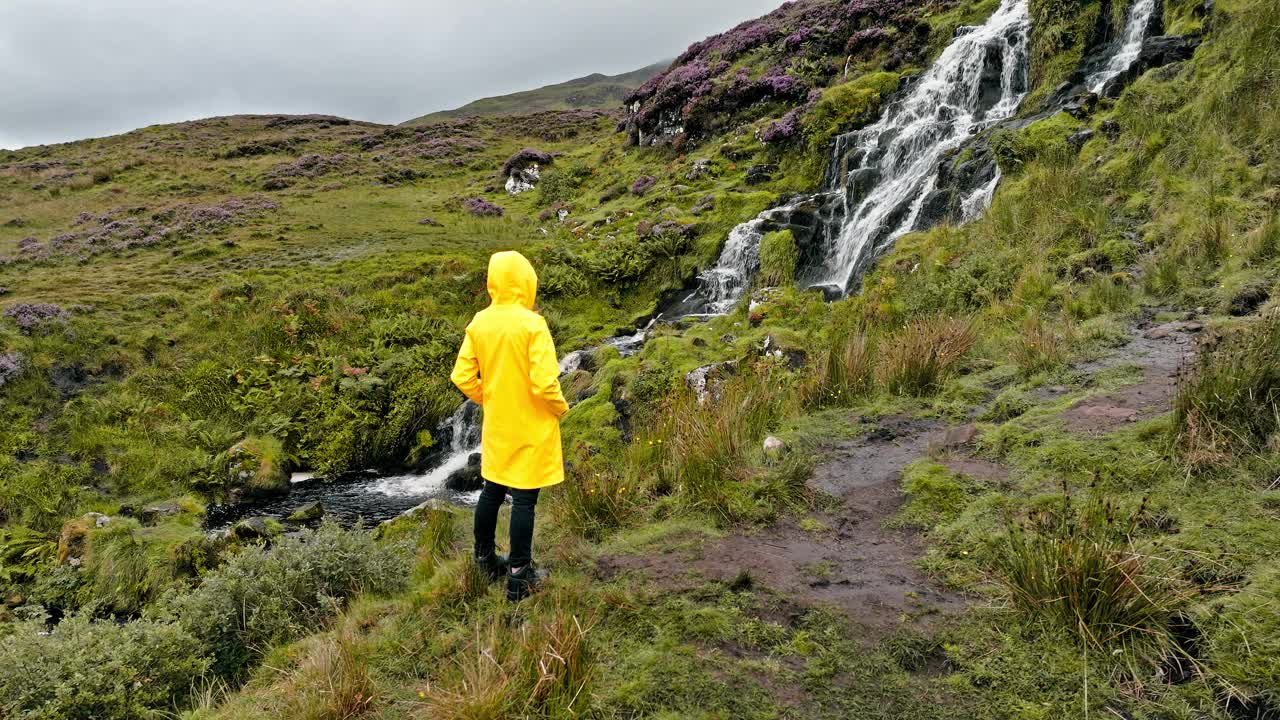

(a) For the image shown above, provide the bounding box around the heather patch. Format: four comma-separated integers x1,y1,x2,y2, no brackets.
12,197,279,262
625,0,929,144
4,303,69,334
267,153,351,179
631,175,658,196
501,148,554,177
463,197,505,217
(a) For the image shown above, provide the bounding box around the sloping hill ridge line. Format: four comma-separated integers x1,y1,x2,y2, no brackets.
404,61,671,124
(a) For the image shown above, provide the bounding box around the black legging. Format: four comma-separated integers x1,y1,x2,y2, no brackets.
474,480,540,569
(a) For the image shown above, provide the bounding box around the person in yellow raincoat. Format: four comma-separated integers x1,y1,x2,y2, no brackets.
451,250,569,601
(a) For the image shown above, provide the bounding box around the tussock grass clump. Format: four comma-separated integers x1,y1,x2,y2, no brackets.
876,316,977,395
648,364,799,521
1175,312,1280,464
553,459,642,541
805,328,875,408
1010,313,1071,377
999,491,1183,651
282,627,377,720
424,593,594,719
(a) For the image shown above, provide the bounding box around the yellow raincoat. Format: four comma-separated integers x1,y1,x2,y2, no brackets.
451,251,569,490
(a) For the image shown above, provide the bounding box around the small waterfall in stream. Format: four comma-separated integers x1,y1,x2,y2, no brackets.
369,401,480,498
1085,0,1159,93
816,0,1031,293
696,218,768,315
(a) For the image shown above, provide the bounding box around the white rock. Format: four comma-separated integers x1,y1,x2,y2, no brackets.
763,436,786,455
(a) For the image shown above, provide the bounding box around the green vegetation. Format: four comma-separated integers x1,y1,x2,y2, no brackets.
3,0,1280,716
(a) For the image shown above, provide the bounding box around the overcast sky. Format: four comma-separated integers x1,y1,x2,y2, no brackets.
0,0,782,150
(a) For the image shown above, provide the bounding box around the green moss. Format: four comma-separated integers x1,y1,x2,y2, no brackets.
758,229,799,287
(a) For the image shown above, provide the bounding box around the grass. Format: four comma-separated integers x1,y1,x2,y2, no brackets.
1175,312,1280,465
999,491,1184,652
876,316,978,396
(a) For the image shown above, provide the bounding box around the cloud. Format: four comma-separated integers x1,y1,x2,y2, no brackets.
0,0,782,149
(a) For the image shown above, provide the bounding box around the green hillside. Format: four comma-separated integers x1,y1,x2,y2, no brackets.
404,62,669,125
2,0,1280,717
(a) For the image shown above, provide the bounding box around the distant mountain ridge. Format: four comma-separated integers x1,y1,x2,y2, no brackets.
403,61,670,125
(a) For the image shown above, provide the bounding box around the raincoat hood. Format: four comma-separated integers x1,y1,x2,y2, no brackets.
487,251,538,309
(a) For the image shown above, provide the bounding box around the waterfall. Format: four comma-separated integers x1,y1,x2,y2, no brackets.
369,401,481,497
679,0,1033,311
1086,0,1159,93
695,217,768,315
816,0,1031,293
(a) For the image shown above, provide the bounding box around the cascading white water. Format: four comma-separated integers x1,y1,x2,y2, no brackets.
818,0,1032,292
696,217,769,315
1086,0,1158,93
370,401,480,497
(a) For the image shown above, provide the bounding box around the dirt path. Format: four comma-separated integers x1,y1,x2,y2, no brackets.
599,415,968,639
597,313,1200,640
1061,317,1198,433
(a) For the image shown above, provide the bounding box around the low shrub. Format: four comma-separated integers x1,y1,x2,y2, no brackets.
876,316,977,396
631,175,657,196
1175,312,1280,464
153,520,411,681
0,612,210,720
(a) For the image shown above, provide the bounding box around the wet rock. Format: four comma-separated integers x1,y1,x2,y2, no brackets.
140,503,182,526
445,453,483,492
230,517,273,541
1229,283,1270,316
941,423,980,447
1067,129,1096,151
763,436,787,455
1099,35,1202,98
686,361,739,404
1146,325,1174,339
286,501,325,523
1100,119,1121,141
745,164,776,185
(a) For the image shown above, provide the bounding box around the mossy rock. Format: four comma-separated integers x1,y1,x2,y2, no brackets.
225,437,290,503
758,230,799,287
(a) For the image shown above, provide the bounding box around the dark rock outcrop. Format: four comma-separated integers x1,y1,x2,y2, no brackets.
444,453,483,492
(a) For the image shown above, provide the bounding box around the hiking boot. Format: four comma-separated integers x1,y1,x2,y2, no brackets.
476,552,509,583
506,563,549,602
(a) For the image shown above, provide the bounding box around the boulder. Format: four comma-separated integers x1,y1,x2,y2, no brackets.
685,361,739,404
140,502,182,526
763,436,787,456
1067,129,1096,151
1229,283,1270,317
1100,119,1121,141
745,164,777,185
225,437,290,503
230,517,272,541
687,159,716,181
445,453,484,492
286,501,325,523
505,166,541,195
